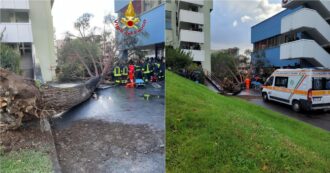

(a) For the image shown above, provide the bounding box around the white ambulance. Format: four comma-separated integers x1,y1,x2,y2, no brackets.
262,69,330,112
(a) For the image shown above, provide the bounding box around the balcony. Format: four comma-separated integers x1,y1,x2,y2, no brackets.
179,9,204,25
0,23,33,43
180,0,204,6
281,8,330,45
182,49,205,62
180,29,204,43
282,0,330,20
0,0,29,9
280,39,330,68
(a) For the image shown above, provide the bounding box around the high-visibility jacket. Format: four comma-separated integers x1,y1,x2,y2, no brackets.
154,63,160,72
143,63,151,74
135,65,141,72
122,66,128,76
113,66,121,77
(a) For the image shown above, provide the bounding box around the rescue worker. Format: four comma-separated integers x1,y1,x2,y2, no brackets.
143,58,151,82
113,63,121,84
158,57,165,80
245,77,251,89
153,59,160,82
127,60,135,88
121,64,128,84
135,60,143,80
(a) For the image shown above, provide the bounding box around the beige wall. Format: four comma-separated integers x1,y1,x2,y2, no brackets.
29,0,56,82
165,0,213,72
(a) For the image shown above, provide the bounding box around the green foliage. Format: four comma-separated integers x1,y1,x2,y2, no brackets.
166,46,193,71
186,63,204,84
0,150,52,173
211,51,242,85
57,38,101,81
0,44,21,74
166,71,330,173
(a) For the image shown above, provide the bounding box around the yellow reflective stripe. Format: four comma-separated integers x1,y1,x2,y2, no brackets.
263,86,330,96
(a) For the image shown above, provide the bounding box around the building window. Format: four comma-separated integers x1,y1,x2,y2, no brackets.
143,0,162,12
15,12,29,22
0,10,29,23
166,10,172,29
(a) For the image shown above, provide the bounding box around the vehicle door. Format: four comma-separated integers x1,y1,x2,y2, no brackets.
271,76,291,104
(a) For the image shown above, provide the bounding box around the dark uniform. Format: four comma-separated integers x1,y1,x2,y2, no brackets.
113,65,121,84
143,60,151,82
121,65,128,84
135,62,143,80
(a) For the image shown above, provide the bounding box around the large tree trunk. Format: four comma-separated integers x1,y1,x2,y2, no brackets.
0,68,100,132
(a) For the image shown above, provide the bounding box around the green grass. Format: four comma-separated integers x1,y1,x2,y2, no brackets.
166,71,330,173
0,149,52,173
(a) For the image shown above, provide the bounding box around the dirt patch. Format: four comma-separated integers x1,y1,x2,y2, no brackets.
53,120,164,173
0,121,53,153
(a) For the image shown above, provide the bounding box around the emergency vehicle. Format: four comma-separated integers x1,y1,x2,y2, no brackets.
262,69,330,112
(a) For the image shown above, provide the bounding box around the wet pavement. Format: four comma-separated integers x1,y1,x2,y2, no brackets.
51,82,165,173
236,89,330,132
53,82,165,130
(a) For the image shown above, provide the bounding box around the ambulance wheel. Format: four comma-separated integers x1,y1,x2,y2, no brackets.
262,93,269,102
292,100,301,112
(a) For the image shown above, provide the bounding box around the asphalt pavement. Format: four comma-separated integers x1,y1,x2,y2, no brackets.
237,89,330,132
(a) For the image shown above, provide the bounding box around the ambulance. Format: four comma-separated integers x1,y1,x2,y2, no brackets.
262,69,330,112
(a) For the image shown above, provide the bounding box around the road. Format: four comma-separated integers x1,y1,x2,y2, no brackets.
236,89,330,132
51,82,165,173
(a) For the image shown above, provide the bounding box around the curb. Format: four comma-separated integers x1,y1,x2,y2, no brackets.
42,118,62,173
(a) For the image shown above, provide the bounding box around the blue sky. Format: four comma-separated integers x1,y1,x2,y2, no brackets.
211,0,284,53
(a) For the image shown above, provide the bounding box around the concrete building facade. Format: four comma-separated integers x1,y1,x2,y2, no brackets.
115,0,165,59
251,0,330,69
165,0,213,72
0,0,57,82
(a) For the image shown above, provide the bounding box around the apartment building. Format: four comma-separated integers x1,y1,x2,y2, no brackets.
0,0,56,82
115,0,165,59
251,0,330,69
165,0,213,72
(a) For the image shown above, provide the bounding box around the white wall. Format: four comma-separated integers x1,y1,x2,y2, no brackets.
179,9,204,25
0,23,33,42
0,0,29,9
280,39,330,68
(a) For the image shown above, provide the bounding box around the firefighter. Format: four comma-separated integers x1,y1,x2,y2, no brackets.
153,58,161,82
143,58,151,82
135,60,143,80
121,64,128,84
158,57,165,80
113,64,121,84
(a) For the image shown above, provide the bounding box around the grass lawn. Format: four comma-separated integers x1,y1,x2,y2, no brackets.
0,149,52,173
166,71,330,173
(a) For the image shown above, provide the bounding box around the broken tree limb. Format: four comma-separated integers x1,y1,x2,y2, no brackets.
0,68,101,132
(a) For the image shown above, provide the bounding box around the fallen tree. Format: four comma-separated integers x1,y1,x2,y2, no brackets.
0,68,100,132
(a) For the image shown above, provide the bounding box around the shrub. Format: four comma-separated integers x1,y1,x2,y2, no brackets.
0,44,21,74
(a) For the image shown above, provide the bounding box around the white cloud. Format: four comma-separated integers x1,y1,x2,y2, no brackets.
241,15,252,23
233,20,238,27
52,0,115,40
225,0,283,25
254,0,283,21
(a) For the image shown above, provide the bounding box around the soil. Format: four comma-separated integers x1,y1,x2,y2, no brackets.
0,121,53,153
53,120,165,173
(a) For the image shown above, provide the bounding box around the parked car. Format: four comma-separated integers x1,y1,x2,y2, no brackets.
262,68,330,112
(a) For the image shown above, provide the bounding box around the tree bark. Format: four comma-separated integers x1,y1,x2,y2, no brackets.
0,68,100,132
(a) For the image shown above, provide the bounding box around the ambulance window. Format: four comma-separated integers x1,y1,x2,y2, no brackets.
275,77,288,88
313,78,330,90
264,76,274,86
